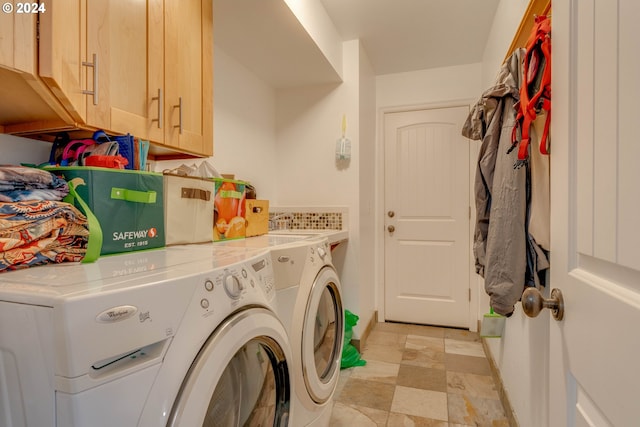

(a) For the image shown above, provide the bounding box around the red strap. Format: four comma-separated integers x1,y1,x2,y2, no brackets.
513,15,552,162
517,112,533,161
539,110,551,155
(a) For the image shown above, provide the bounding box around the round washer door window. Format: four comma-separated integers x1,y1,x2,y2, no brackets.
302,266,344,403
168,308,292,427
205,337,284,426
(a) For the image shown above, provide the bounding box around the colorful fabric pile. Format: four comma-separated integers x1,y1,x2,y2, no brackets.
0,166,88,272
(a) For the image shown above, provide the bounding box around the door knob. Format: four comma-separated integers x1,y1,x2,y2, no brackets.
522,287,564,321
388,211,395,218
387,225,395,233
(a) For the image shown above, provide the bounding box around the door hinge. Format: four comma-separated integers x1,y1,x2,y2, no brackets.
469,206,471,220
469,288,471,301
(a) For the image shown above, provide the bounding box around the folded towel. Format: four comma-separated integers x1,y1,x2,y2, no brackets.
0,165,69,202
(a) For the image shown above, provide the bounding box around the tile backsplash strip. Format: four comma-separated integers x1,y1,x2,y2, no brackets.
269,207,347,231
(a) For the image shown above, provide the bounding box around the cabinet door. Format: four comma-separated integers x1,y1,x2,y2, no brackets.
164,0,213,156
0,2,76,132
39,0,87,123
86,0,154,139
147,0,165,145
0,2,36,74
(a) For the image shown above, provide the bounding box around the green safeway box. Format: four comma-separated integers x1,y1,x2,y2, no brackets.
49,167,165,255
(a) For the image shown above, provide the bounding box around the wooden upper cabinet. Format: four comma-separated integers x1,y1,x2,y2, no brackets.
1,0,213,158
0,2,74,132
147,0,165,148
40,0,160,142
0,1,37,74
85,0,154,140
163,0,213,157
38,0,87,123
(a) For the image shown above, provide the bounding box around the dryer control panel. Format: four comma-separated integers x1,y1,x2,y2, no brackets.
308,240,332,267
198,252,276,316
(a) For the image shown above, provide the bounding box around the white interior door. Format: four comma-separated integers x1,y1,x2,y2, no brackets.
384,106,470,328
550,1,640,425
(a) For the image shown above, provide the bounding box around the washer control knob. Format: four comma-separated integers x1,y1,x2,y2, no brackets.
224,274,243,298
204,280,214,292
317,247,327,260
200,299,210,309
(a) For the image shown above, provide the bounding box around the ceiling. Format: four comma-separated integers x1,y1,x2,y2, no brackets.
214,0,500,87
320,0,501,75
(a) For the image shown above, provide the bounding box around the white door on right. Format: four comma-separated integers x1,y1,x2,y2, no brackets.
550,1,640,426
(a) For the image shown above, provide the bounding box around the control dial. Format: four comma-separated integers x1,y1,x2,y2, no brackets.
224,273,243,298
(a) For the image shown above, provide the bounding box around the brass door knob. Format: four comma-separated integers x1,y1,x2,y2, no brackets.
387,225,395,233
522,287,564,321
388,211,395,218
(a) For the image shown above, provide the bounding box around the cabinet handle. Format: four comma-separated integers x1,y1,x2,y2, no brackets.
82,53,98,105
151,88,163,128
173,97,183,135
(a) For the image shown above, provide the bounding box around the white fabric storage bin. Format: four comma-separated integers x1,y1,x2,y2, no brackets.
163,173,214,245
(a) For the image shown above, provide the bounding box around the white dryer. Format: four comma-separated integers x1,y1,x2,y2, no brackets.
270,237,344,427
0,246,295,427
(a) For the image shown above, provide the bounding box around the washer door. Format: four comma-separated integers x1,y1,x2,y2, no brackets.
167,307,292,427
302,266,344,404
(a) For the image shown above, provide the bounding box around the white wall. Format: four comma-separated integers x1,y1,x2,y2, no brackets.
0,134,52,165
482,0,531,87
480,1,549,426
275,40,376,337
357,42,377,336
376,63,483,108
153,46,279,201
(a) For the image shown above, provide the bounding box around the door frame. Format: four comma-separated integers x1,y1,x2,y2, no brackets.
375,99,478,331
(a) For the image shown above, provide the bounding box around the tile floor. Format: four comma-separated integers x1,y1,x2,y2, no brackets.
330,322,510,427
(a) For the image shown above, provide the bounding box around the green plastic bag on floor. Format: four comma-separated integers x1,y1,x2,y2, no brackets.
341,310,366,369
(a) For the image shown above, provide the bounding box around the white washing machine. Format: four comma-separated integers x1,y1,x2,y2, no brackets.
270,237,344,427
0,246,295,427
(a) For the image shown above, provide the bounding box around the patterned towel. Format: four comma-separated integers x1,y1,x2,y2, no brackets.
0,200,88,272
0,165,69,202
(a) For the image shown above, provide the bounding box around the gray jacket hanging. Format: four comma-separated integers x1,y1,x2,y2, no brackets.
462,49,549,316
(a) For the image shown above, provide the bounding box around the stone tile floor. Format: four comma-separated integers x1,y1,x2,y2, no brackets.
330,322,510,426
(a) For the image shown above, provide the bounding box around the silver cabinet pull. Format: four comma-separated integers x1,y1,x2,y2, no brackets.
151,88,163,128
82,53,98,105
522,287,564,321
173,97,183,134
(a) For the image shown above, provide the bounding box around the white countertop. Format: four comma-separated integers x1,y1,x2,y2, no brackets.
266,229,348,246
0,229,349,306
